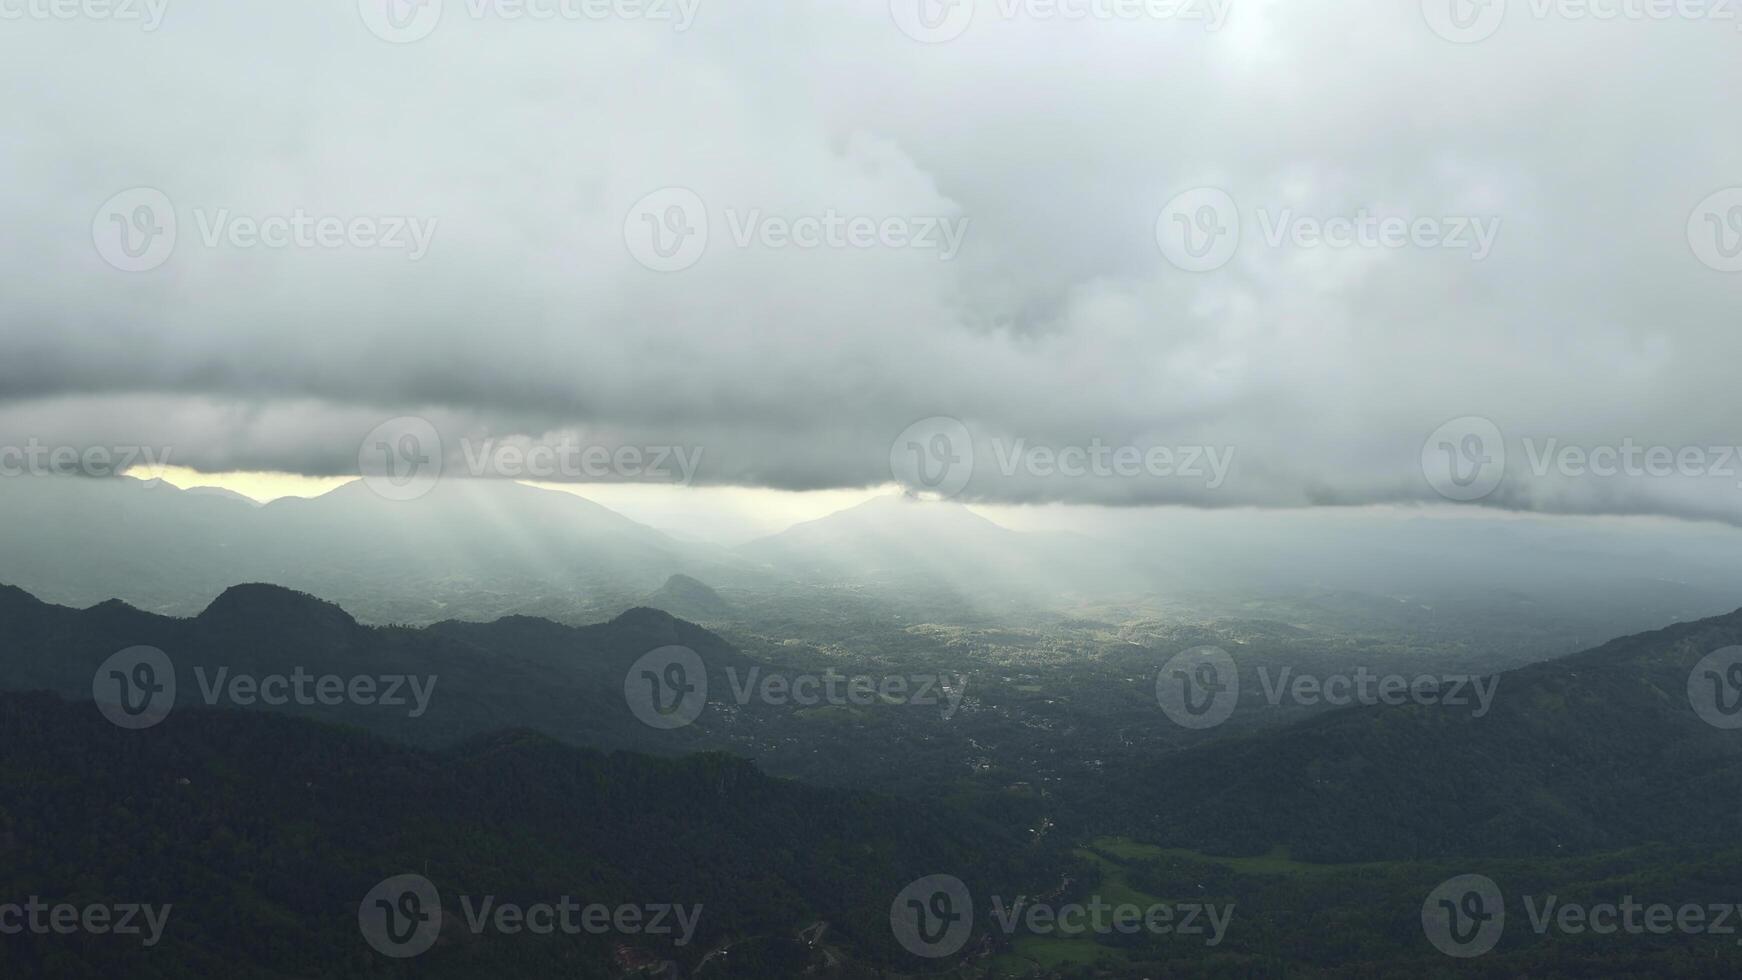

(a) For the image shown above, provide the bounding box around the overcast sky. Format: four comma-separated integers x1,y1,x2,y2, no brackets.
3,0,1740,525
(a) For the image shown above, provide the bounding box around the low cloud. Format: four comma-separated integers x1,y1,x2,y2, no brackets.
2,2,1739,524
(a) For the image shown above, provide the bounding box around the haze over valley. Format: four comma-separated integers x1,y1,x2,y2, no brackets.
6,0,1742,975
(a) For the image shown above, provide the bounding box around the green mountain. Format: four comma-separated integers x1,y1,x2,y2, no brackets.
0,476,757,624
644,574,734,622
0,580,763,756
0,690,1047,978
1123,608,1742,861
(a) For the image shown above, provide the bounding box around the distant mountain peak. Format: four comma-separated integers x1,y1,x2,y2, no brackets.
181,485,263,507
758,492,1009,542
846,491,991,516
199,583,359,631
645,574,732,619
604,605,740,651
609,605,684,630
662,573,714,590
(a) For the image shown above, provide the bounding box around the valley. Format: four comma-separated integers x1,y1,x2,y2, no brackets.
5,559,1742,976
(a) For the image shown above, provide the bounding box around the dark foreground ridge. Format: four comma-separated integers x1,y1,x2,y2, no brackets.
0,688,1043,978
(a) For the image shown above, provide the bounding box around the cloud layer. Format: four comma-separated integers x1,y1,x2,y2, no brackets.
3,0,1741,521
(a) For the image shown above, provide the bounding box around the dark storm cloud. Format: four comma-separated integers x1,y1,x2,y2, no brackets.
2,1,1741,522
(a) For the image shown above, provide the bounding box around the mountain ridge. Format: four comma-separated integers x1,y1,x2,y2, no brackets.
1122,600,1742,861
